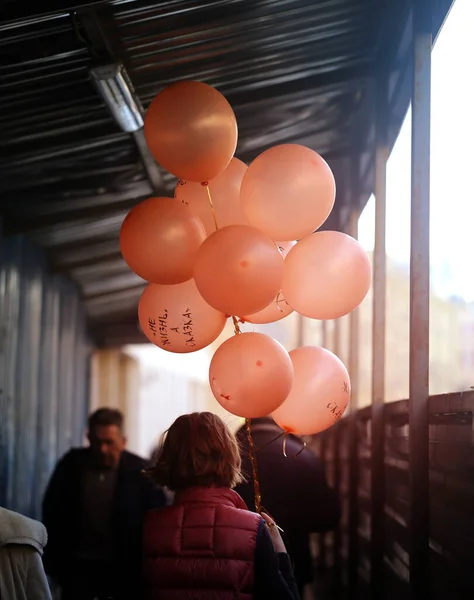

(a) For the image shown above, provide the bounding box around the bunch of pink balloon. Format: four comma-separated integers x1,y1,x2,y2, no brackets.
119,80,371,436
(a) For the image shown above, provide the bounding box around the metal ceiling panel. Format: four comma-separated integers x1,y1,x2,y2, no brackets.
0,0,386,345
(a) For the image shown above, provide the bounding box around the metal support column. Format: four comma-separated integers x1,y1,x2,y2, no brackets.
409,0,431,597
370,66,388,597
332,318,342,596
318,320,329,572
0,218,5,506
296,313,305,348
348,202,360,595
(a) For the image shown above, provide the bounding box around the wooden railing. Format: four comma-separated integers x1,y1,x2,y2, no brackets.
310,390,474,599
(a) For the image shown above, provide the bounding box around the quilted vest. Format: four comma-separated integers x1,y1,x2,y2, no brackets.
143,487,262,600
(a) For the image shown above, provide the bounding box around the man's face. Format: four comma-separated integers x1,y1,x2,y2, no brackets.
88,425,126,468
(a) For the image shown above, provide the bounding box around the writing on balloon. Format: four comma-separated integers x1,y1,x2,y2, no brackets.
342,381,349,394
150,308,196,348
177,180,189,205
327,402,344,421
148,311,171,347
182,307,196,348
158,311,171,346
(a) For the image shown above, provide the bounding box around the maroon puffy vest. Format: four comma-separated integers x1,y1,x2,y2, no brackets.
143,487,262,600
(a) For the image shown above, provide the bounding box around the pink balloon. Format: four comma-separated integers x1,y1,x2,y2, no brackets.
209,332,294,418
120,197,206,284
138,280,227,353
272,346,350,435
193,225,284,316
174,158,248,236
275,241,297,257
282,231,371,320
241,293,293,325
240,144,335,241
241,241,296,324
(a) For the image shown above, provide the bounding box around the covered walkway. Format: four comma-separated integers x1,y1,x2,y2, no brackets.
1,0,472,598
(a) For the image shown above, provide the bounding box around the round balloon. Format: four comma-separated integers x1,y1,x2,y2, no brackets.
240,144,336,241
194,225,283,316
209,332,294,418
175,158,248,235
144,81,238,183
282,231,371,320
120,197,206,284
272,346,350,435
241,241,296,324
138,280,227,353
241,292,293,325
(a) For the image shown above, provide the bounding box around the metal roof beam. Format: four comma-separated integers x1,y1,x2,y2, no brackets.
0,1,109,29
78,7,163,193
3,184,153,235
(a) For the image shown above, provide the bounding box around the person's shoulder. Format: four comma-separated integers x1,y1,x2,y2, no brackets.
120,450,148,470
220,504,263,534
58,447,88,464
0,507,47,553
145,504,178,528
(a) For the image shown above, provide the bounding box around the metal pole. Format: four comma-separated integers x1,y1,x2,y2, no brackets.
0,218,5,507
296,313,305,347
332,318,342,596
370,64,388,597
409,0,431,597
133,130,164,194
348,205,360,594
318,319,329,572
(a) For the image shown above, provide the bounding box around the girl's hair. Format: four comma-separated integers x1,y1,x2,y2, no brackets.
147,412,243,491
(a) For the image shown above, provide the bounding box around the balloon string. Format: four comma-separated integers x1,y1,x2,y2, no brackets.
201,183,243,335
282,433,307,459
275,291,285,314
245,420,283,531
202,183,219,231
232,316,242,335
245,418,263,515
254,431,286,451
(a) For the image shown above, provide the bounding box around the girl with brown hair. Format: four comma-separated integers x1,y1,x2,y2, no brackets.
143,411,300,599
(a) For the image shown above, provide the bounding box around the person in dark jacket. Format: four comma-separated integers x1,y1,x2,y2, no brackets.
144,411,300,600
235,417,341,598
42,408,167,600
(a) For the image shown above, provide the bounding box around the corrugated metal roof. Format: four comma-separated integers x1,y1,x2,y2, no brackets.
0,0,387,345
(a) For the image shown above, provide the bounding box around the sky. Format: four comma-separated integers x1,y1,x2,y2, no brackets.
358,0,474,302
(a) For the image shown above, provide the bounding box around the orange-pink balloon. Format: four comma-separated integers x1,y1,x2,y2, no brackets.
120,197,206,284
174,158,248,236
241,241,296,324
241,293,294,325
209,332,294,418
138,280,227,353
240,144,335,241
272,346,350,435
144,81,238,183
282,231,371,320
193,225,284,316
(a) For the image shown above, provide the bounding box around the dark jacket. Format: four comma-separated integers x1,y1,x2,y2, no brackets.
235,418,341,587
143,487,299,600
42,448,166,596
